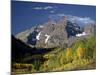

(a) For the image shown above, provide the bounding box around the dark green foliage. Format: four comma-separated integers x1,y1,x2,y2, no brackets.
34,60,41,70
85,36,96,58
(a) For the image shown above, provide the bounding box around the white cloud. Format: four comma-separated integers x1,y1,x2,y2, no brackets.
56,13,67,17
44,6,53,10
62,15,95,24
73,17,95,24
49,13,95,25
50,10,55,13
33,6,53,10
33,7,43,10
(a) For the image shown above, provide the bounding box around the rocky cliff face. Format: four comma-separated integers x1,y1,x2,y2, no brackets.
16,16,96,48
84,23,96,36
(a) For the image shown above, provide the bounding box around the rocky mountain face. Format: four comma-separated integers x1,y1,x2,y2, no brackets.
84,23,96,36
16,16,96,48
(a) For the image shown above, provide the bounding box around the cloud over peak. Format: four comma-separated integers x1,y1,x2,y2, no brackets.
49,13,95,25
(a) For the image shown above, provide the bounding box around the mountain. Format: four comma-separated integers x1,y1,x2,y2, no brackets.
16,16,95,48
84,23,96,36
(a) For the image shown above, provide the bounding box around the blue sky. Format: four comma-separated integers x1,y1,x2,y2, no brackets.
11,1,96,35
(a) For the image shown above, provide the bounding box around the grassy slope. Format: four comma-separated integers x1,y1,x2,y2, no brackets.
12,36,96,74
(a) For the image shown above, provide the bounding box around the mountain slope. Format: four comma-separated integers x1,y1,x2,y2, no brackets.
16,16,95,48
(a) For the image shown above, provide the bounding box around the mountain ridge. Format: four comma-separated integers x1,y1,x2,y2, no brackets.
16,16,95,48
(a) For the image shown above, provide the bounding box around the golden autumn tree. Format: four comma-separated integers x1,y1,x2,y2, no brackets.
66,48,73,63
76,46,85,59
60,52,66,65
60,48,73,65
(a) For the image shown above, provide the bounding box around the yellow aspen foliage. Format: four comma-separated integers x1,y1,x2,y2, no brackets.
60,48,73,65
66,48,73,62
60,53,65,65
76,46,85,59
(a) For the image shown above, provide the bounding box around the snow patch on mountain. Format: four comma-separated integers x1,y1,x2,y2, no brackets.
76,32,87,37
36,32,41,40
45,34,50,43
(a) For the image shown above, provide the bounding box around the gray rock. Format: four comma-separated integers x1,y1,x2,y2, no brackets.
15,16,96,48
